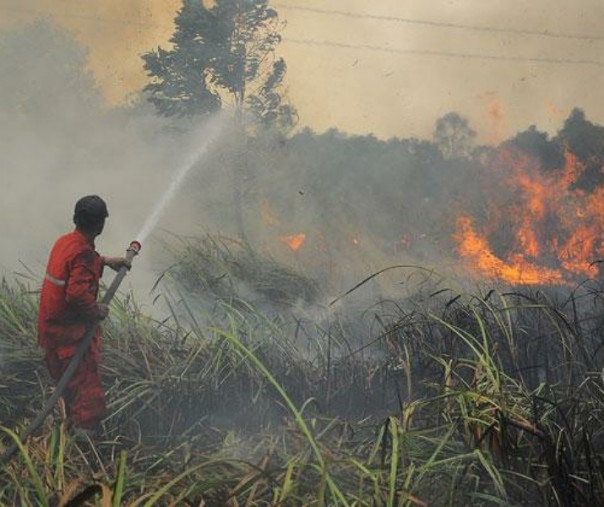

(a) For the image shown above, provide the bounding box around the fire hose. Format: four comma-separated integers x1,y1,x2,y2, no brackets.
0,240,141,467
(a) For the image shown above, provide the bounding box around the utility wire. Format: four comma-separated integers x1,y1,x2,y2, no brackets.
284,37,604,68
3,1,603,45
1,2,602,68
275,4,604,43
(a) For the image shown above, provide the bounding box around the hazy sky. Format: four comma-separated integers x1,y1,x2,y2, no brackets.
1,0,603,141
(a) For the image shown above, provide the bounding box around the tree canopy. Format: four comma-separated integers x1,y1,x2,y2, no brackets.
433,112,476,159
142,0,296,130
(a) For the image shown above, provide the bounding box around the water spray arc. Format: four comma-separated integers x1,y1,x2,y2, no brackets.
136,113,227,244
0,241,141,467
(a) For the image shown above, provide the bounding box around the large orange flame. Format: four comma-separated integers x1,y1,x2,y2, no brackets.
454,147,604,284
454,216,564,284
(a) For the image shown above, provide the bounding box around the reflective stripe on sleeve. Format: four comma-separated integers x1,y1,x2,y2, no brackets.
45,273,66,287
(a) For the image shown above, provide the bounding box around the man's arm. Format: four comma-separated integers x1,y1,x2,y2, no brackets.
102,256,131,272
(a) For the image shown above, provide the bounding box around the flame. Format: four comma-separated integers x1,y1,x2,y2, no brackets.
454,216,563,284
261,197,306,253
454,147,604,284
280,233,306,251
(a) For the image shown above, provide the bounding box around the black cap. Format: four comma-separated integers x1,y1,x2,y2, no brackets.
73,195,109,227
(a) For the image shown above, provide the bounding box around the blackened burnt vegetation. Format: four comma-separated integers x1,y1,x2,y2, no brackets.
4,270,604,504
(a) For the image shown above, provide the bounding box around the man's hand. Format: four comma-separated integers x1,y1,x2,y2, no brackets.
103,257,131,272
96,303,109,320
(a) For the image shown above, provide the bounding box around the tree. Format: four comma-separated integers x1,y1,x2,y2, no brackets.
433,112,476,159
555,108,604,191
142,0,296,130
508,125,564,171
556,108,604,161
143,0,298,239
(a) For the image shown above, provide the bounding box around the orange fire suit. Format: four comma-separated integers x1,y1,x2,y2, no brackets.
38,230,106,429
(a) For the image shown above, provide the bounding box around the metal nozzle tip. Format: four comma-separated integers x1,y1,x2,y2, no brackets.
129,240,142,253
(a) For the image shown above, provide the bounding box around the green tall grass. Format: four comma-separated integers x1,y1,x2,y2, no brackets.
2,243,604,505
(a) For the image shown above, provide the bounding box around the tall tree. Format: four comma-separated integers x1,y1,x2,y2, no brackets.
433,112,476,160
142,0,295,130
143,0,297,238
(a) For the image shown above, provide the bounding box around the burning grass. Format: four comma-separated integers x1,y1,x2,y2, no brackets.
2,257,604,504
454,146,604,285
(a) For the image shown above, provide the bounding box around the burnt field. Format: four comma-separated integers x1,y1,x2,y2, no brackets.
2,237,604,505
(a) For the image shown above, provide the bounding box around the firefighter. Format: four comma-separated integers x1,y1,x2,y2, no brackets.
38,195,130,438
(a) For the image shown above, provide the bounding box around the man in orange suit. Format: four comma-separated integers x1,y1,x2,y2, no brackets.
38,195,129,436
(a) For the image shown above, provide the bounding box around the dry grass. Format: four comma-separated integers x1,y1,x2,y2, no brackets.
2,244,604,505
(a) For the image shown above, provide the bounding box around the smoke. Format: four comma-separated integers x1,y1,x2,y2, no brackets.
4,16,600,333
0,22,423,296
0,21,239,310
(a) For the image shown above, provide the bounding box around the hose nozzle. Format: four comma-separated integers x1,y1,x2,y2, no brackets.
124,241,142,264
129,240,142,255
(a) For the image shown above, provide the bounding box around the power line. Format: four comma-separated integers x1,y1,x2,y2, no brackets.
275,4,604,43
284,37,604,68
4,2,603,45
1,3,602,68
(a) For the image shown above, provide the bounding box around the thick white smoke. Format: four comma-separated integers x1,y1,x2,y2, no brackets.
0,21,243,314
0,18,463,326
